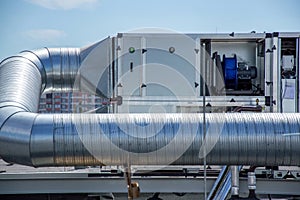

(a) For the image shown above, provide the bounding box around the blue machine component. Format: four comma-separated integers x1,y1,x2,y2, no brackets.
223,54,238,90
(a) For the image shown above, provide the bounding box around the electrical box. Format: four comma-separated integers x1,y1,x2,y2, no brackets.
282,55,294,71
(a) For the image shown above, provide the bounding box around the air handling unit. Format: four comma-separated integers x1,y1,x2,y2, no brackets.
0,31,300,199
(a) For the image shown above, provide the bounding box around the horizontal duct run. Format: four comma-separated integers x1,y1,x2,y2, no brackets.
0,42,300,167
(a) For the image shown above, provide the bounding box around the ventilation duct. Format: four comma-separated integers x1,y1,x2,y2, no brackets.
0,39,300,167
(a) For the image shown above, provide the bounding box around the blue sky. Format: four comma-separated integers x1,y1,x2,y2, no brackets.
0,0,299,61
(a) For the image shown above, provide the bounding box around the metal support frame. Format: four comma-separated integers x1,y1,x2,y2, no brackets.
297,37,300,112
272,35,280,112
0,172,300,195
265,34,273,112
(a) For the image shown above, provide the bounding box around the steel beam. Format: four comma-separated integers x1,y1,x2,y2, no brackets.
0,173,300,195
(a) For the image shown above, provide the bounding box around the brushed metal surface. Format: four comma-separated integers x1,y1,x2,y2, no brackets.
6,112,299,167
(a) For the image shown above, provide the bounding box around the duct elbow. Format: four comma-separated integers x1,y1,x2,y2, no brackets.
19,48,81,94
0,112,37,166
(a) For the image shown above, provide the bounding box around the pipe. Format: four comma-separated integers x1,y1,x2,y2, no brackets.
231,166,239,197
232,106,262,113
248,172,256,191
1,43,300,167
207,166,231,200
5,111,300,167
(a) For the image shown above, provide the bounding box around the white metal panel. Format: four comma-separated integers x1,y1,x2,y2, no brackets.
117,35,143,97
282,79,296,113
144,35,198,97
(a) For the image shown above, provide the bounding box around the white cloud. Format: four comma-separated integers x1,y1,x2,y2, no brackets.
24,29,67,42
26,0,99,10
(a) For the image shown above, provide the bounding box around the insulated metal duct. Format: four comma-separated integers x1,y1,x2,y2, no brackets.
0,41,300,167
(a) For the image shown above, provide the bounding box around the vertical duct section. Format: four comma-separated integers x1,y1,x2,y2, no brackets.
0,56,42,112
0,54,42,165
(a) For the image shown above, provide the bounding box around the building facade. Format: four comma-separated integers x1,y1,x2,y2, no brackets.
39,92,105,113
